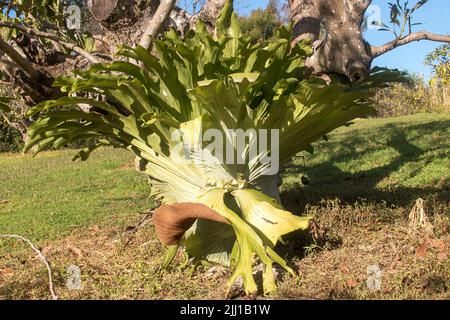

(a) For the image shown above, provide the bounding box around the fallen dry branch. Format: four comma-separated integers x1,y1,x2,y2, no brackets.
0,234,58,300
122,210,155,245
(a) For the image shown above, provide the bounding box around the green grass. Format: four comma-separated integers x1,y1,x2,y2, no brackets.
0,149,150,241
281,113,450,211
0,113,448,242
0,113,449,299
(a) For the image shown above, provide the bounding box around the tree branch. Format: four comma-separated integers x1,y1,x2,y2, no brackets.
0,37,41,80
139,0,176,50
371,31,450,58
0,21,100,63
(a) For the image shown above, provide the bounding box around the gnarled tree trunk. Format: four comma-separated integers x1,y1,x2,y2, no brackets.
289,0,450,81
290,0,372,81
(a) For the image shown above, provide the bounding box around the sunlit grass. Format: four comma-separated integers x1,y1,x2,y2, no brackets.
1,113,449,241
0,149,151,241
0,113,448,299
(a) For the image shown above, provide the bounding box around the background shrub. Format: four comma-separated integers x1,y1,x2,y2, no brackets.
373,77,450,117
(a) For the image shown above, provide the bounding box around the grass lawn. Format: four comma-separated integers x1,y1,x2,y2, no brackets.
0,113,449,299
282,112,450,211
0,149,150,240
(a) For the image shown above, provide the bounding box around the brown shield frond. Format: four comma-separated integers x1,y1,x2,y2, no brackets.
153,202,229,246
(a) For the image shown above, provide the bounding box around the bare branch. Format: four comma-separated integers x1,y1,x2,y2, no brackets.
371,31,450,58
122,210,154,246
0,37,41,80
139,0,176,50
0,21,100,63
0,234,58,300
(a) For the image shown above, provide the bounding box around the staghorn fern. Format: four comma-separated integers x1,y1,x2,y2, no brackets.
24,2,403,295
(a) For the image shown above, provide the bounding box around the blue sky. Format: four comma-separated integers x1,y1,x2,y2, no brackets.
234,0,450,79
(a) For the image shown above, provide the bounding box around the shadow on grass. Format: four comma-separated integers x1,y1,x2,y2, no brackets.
277,119,450,265
280,120,450,213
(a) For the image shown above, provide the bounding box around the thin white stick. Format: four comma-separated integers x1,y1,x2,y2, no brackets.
0,234,58,300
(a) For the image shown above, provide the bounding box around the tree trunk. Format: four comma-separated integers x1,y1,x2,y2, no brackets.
87,0,227,53
191,0,228,29
289,0,372,82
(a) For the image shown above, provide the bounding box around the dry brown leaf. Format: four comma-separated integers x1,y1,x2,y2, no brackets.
437,252,447,260
90,225,100,233
153,203,228,245
67,246,83,258
346,279,358,287
41,245,53,256
339,264,350,274
408,198,434,234
0,268,14,278
429,238,446,252
415,240,429,258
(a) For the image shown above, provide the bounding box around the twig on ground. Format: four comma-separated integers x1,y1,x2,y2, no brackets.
0,234,58,300
122,209,155,245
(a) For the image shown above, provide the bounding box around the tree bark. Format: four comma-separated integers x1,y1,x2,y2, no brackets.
191,0,228,29
139,0,177,50
86,0,227,52
0,37,40,80
0,0,226,107
289,0,372,82
289,0,449,82
0,21,100,63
